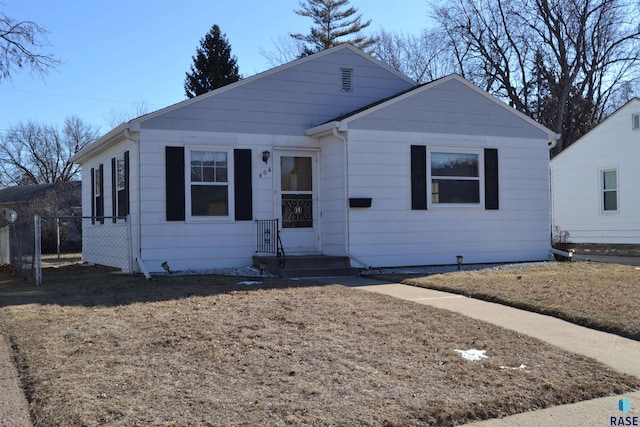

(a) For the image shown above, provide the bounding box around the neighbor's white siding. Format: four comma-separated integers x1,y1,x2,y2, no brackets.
343,128,551,267
551,99,640,244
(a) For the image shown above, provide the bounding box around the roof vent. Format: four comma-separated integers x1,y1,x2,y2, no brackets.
341,68,353,92
633,113,640,130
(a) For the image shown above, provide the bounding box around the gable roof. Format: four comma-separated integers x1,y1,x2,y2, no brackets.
0,182,81,204
73,44,416,163
307,74,559,141
129,43,416,128
551,97,640,160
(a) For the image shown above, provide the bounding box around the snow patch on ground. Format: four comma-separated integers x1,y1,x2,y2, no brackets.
500,364,527,370
454,349,488,361
155,266,277,278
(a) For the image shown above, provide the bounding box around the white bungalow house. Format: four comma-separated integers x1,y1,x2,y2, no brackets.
72,44,558,275
551,98,640,255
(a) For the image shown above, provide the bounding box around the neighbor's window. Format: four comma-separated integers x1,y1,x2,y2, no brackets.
189,150,229,216
633,113,640,130
602,169,618,212
429,151,481,204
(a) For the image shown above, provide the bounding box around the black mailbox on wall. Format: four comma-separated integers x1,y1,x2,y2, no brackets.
349,197,372,208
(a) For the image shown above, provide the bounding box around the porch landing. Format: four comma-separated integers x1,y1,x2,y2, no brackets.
252,255,360,278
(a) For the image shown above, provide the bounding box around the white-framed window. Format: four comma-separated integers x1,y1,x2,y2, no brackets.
114,152,129,218
633,113,640,130
186,148,233,219
601,168,618,213
91,164,104,225
116,157,126,191
428,149,482,207
94,167,102,198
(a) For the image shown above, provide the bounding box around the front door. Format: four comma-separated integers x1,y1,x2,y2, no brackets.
276,151,319,253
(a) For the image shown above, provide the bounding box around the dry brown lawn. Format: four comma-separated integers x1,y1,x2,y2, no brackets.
383,262,640,341
0,263,639,426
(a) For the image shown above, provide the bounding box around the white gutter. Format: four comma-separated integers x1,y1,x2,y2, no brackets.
548,133,561,150
124,127,140,144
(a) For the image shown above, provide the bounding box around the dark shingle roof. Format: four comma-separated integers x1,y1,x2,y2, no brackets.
0,182,80,204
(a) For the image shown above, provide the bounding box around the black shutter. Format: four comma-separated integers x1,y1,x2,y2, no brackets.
91,167,95,225
97,164,104,224
166,146,185,221
411,145,427,210
234,149,253,220
484,148,499,210
111,158,117,223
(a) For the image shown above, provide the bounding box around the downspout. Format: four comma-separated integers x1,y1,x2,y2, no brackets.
123,128,145,276
332,128,371,270
124,128,140,144
548,133,561,260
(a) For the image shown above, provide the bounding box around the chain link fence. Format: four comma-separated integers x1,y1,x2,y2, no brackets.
0,215,133,285
0,217,36,279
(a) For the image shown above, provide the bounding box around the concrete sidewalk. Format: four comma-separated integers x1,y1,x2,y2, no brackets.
344,277,640,427
0,335,32,427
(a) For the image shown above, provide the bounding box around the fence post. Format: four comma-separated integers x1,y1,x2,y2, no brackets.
34,214,42,286
56,218,61,259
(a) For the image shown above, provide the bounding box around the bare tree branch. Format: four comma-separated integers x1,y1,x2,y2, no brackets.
0,116,99,185
0,11,60,81
430,0,640,152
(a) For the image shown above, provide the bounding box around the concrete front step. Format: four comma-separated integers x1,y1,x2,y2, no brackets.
252,254,360,277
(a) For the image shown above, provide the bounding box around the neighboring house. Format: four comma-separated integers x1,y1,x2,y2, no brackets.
72,44,557,274
0,182,81,263
551,98,640,254
0,182,81,224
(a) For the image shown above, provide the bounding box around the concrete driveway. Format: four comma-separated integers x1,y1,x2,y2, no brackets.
584,255,640,266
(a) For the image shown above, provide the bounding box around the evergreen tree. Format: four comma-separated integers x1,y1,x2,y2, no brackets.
184,25,240,98
291,0,377,54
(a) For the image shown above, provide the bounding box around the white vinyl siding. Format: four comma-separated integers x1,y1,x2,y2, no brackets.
343,129,550,267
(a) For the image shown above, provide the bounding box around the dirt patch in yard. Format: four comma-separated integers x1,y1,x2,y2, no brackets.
382,262,640,341
0,264,639,426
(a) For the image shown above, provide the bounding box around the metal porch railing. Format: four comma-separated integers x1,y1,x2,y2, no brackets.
255,219,286,269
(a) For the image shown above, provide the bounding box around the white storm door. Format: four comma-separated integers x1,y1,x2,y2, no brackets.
276,151,319,253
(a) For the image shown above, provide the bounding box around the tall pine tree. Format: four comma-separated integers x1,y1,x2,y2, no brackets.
291,0,377,54
184,25,240,98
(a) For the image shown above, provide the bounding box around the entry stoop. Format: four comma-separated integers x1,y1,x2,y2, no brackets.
252,255,360,278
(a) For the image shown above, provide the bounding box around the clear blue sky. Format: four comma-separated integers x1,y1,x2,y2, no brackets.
1,0,432,136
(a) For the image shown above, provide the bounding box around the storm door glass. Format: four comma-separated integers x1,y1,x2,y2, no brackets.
280,156,313,228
